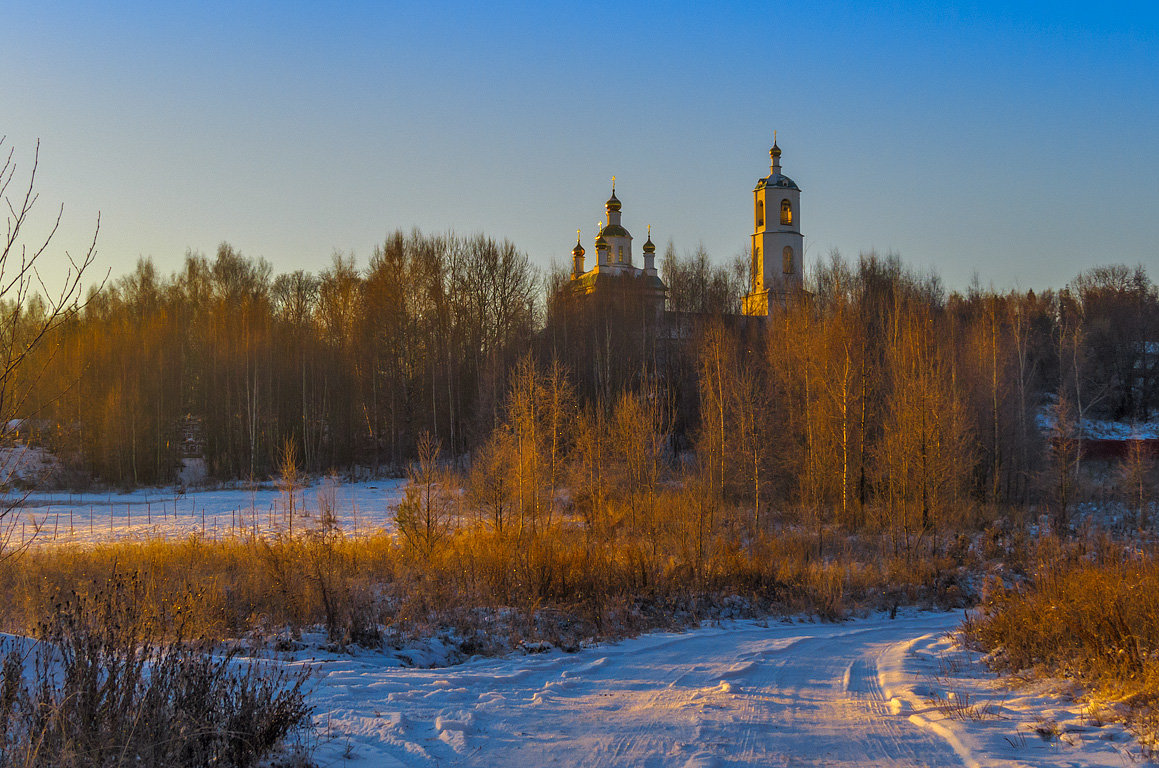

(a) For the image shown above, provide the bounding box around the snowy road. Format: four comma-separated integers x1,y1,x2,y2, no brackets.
304,611,1140,767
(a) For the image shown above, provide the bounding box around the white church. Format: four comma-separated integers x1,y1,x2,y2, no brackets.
565,138,805,318
742,138,805,315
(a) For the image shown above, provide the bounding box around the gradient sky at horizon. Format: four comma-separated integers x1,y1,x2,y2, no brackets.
3,1,1157,294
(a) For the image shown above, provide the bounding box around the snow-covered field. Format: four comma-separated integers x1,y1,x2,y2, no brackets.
3,469,1152,764
1,479,406,547
296,611,1146,767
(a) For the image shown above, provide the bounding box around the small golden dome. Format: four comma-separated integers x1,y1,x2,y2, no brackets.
770,141,782,159
572,238,585,257
643,237,655,254
605,191,621,212
595,229,608,248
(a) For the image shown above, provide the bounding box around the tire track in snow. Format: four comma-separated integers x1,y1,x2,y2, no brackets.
311,614,970,767
705,624,964,767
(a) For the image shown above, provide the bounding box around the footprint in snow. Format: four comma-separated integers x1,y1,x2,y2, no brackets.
717,661,755,679
434,713,473,733
437,728,469,753
475,693,506,711
379,711,408,730
432,712,474,754
576,657,608,673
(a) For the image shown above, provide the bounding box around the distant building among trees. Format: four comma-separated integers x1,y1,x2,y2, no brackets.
563,182,668,323
560,138,807,322
743,138,805,315
13,135,1157,492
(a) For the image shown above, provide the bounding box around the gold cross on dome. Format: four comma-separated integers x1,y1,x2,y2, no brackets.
611,175,616,192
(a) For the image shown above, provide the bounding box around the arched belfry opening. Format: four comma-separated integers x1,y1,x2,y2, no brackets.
780,199,792,226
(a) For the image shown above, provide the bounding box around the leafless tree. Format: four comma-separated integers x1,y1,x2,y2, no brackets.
395,432,455,560
1119,435,1156,532
0,139,101,561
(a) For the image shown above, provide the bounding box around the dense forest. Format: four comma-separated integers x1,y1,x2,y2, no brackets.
8,231,1158,521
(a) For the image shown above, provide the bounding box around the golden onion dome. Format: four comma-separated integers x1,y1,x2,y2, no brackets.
605,191,621,212
572,238,585,257
770,141,782,159
643,237,656,254
594,229,608,248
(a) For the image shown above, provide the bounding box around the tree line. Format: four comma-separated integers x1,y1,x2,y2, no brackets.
18,232,537,483
11,232,1159,511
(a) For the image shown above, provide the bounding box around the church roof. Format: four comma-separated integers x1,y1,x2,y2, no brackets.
756,173,800,191
572,269,667,293
600,224,631,238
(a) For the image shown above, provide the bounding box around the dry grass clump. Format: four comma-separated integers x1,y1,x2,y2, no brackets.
964,535,1159,747
0,573,311,768
0,499,975,658
0,532,399,648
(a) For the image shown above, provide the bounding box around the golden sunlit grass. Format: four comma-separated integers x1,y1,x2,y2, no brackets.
964,535,1159,751
0,501,974,652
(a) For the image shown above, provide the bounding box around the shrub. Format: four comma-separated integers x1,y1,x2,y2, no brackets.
964,537,1159,749
0,574,311,768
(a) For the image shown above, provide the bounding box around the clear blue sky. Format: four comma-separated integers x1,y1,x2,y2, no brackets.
3,1,1157,293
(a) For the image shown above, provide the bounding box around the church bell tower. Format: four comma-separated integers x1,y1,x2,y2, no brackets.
743,136,804,315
